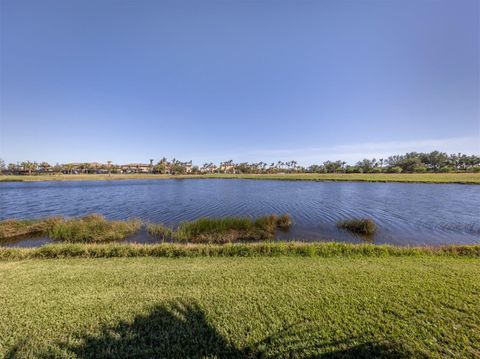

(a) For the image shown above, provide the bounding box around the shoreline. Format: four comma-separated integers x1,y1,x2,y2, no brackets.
1,242,479,260
1,172,480,184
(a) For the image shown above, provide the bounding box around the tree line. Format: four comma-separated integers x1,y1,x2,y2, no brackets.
0,151,479,175
308,152,480,174
219,152,480,174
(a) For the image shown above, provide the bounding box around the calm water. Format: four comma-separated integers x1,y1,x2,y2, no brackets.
1,179,479,246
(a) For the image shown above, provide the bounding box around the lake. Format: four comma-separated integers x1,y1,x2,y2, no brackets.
1,179,479,246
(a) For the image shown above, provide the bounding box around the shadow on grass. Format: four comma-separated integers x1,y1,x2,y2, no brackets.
57,301,247,358
9,300,425,358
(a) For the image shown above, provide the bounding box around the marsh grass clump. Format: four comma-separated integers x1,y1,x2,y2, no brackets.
254,214,293,232
0,217,63,240
337,218,377,236
147,223,174,241
175,215,292,244
49,214,141,243
276,214,292,231
176,217,260,243
254,215,277,233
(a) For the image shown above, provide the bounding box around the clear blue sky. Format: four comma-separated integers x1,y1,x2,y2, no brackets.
1,0,479,165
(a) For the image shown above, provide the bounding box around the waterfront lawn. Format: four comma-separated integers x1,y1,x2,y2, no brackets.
1,255,479,358
207,172,480,184
1,172,479,184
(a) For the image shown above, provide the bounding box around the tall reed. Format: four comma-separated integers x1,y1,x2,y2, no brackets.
149,215,293,244
49,214,141,243
0,217,63,240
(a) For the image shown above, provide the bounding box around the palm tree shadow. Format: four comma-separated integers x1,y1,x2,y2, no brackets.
29,300,424,358
59,301,248,359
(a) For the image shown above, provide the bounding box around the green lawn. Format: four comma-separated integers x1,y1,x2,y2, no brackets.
1,172,480,184
1,256,479,358
205,172,480,184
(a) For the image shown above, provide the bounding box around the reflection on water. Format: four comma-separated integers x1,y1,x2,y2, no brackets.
1,179,479,247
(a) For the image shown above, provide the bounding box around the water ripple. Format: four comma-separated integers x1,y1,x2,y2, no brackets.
1,179,479,245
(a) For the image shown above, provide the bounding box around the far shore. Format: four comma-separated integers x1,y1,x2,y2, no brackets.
1,172,480,184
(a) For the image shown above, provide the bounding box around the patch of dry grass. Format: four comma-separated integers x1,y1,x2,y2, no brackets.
0,217,63,240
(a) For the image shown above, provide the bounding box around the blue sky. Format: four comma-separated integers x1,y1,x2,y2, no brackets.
1,0,479,165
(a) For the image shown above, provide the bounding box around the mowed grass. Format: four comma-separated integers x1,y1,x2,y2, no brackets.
2,172,480,184
0,256,479,358
206,172,480,184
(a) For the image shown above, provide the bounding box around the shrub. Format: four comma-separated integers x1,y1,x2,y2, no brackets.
439,166,454,173
337,218,377,236
346,166,362,173
412,165,427,173
49,214,141,243
387,166,402,173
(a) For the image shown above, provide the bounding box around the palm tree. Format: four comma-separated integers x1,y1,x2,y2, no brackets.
39,162,51,173
8,163,17,173
291,161,297,172
21,161,36,175
64,163,73,174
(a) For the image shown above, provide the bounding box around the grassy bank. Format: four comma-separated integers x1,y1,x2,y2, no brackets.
0,255,479,358
1,242,479,260
2,172,480,184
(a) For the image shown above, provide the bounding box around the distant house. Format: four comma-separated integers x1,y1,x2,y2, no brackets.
88,162,106,174
61,162,107,174
38,163,53,173
200,164,217,173
61,163,81,174
121,163,151,173
220,162,236,174
184,161,193,173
